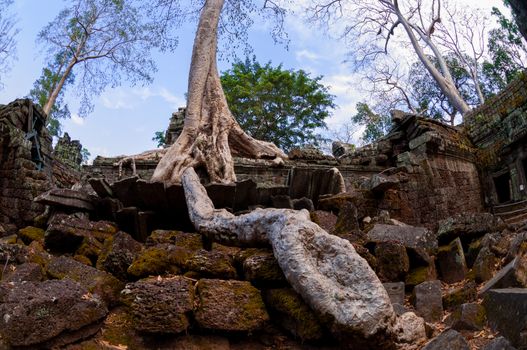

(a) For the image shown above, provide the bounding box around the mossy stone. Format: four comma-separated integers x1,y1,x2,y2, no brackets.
264,288,324,341
18,226,45,245
127,245,181,278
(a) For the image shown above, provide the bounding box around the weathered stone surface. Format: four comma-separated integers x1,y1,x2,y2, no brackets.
111,176,139,207
122,276,194,334
422,329,470,350
437,238,467,284
34,188,94,211
367,224,437,252
292,197,315,211
0,243,29,264
481,336,517,350
394,312,427,346
370,174,399,193
17,226,45,244
436,213,505,244
412,280,443,322
242,250,286,286
375,242,410,282
127,245,184,278
383,282,405,306
333,202,361,236
310,210,337,233
445,303,486,331
233,178,257,212
443,282,477,309
146,230,203,249
474,246,499,283
271,194,294,209
0,279,107,347
88,177,113,198
2,262,43,282
206,182,236,209
264,288,325,341
184,249,237,279
194,279,269,332
96,231,143,280
47,256,124,306
44,213,118,252
135,179,168,210
480,258,523,294
484,288,527,349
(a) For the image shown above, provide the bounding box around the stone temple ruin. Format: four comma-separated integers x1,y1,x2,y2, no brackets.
0,73,527,349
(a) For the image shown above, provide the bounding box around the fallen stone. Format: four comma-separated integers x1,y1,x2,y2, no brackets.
367,224,437,252
436,212,505,244
370,174,399,193
0,243,29,264
206,182,236,209
17,226,45,244
233,179,257,212
383,282,405,306
271,194,294,209
481,336,517,350
422,329,469,350
146,229,203,249
333,201,361,236
127,244,184,278
0,279,107,347
443,281,477,309
264,288,325,341
2,262,43,282
111,176,139,207
436,238,467,284
474,246,499,283
310,210,337,233
412,280,443,322
445,303,486,331
47,255,124,306
480,258,522,294
34,188,94,211
184,249,237,279
44,213,117,252
88,177,113,198
96,231,143,281
242,250,286,287
375,242,410,282
75,234,104,263
292,197,315,211
122,276,194,334
483,288,527,349
394,312,427,345
194,279,269,332
135,179,168,210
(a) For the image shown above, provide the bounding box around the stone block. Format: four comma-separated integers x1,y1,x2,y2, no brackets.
481,336,516,350
111,176,139,207
375,242,409,282
256,185,288,207
2,262,43,283
242,250,286,287
310,210,337,233
437,213,505,244
367,224,437,252
88,177,113,198
443,281,477,309
123,276,194,334
412,280,443,322
233,179,257,211
34,188,94,211
206,183,236,209
383,282,405,305
271,194,293,209
292,197,315,211
194,279,269,332
422,329,470,350
96,231,143,281
135,179,167,211
445,303,486,331
437,238,467,284
184,249,237,279
480,257,522,294
483,288,527,349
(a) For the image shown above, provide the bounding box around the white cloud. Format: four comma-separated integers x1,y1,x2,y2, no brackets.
158,88,185,109
295,49,321,63
99,86,185,111
70,113,85,126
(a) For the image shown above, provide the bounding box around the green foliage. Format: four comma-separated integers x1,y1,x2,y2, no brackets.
482,7,527,92
28,51,74,136
351,102,391,144
221,56,335,152
152,131,166,148
81,147,91,164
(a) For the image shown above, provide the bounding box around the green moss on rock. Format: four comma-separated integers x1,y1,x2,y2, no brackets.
127,246,181,278
17,226,45,245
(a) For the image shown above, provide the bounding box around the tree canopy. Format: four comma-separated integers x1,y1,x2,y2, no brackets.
0,0,19,87
220,57,335,152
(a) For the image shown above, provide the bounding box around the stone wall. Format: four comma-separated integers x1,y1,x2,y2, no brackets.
0,100,53,233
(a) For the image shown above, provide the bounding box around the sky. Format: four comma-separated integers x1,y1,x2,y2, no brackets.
0,0,507,162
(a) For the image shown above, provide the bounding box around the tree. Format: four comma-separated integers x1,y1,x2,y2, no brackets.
151,0,287,185
220,56,335,152
482,7,527,92
0,0,19,86
28,51,75,136
506,0,527,40
351,102,392,144
309,0,472,117
37,0,176,117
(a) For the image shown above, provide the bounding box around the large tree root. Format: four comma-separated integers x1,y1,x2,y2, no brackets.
182,167,396,345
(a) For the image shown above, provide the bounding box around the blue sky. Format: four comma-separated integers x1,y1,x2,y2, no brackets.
0,0,504,161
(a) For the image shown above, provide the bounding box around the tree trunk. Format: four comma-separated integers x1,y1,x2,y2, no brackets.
181,167,396,344
43,58,76,116
151,0,286,185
